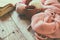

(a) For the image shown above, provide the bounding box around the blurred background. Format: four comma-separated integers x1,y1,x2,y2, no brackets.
0,0,20,7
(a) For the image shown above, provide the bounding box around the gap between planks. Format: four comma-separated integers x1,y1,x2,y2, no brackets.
0,12,26,40
10,11,35,40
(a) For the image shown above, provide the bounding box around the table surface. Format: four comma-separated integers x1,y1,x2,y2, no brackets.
0,0,35,40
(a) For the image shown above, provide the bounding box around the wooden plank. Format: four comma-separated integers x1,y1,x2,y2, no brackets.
4,29,26,40
11,11,35,40
0,13,26,40
0,13,17,38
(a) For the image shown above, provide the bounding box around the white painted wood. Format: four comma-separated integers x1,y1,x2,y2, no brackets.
4,30,26,40
0,13,17,38
11,11,35,40
0,13,26,40
0,0,35,40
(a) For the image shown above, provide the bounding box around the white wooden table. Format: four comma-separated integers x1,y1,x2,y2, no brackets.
0,0,35,40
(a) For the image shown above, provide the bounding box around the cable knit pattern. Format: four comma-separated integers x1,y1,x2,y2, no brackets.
16,0,60,40
31,0,60,40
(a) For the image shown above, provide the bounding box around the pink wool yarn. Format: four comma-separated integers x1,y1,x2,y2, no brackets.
16,0,60,40
31,0,60,40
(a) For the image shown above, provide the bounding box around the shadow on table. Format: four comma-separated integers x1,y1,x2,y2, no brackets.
0,11,13,21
